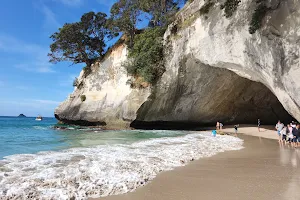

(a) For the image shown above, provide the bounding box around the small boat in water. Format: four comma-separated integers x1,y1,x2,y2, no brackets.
35,115,43,121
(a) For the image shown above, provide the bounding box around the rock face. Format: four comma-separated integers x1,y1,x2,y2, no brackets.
55,0,299,128
133,60,293,129
55,44,150,127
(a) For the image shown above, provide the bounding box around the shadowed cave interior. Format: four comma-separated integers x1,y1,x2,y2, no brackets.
131,58,294,130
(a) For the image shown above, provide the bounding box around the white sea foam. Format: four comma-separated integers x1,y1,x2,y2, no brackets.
33,126,49,130
0,132,243,200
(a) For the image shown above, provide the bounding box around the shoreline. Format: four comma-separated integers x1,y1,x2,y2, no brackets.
93,126,300,200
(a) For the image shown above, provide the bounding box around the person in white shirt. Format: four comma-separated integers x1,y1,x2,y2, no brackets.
291,121,296,128
280,126,287,145
275,121,284,142
287,124,294,145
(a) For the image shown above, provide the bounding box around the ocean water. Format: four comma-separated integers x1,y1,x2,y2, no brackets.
0,116,243,199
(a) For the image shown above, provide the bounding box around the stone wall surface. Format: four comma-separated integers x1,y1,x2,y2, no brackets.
55,0,299,128
55,44,151,127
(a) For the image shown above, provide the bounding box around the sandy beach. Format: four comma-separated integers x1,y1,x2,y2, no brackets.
222,125,280,140
93,126,300,200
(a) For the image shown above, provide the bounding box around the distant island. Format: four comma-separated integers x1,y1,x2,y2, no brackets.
18,114,26,117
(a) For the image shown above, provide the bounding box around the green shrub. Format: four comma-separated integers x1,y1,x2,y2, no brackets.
80,95,86,102
220,0,241,18
83,66,92,77
249,1,269,34
124,27,166,84
200,0,215,15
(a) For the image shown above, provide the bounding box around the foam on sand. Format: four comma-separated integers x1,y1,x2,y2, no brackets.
0,132,243,199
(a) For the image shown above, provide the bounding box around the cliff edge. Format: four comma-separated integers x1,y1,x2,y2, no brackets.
55,0,298,128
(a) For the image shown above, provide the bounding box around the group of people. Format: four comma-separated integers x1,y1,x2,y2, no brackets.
216,122,224,130
275,120,300,147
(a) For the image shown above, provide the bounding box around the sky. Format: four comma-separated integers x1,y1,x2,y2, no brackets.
0,0,118,117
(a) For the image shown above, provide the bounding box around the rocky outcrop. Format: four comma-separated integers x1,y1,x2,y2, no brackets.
55,44,150,128
55,0,299,128
132,58,293,129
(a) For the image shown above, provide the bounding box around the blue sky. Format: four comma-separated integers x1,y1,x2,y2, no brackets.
0,0,118,117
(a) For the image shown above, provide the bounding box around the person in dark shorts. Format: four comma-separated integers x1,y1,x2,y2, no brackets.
292,124,300,148
258,119,261,132
280,125,287,144
287,124,294,144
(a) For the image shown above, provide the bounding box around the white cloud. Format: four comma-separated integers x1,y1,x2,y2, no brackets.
0,99,60,117
59,74,78,87
0,34,44,54
0,34,55,73
15,63,55,74
97,0,116,7
15,86,31,90
54,0,84,6
0,99,60,107
40,4,61,30
32,99,61,105
51,0,115,8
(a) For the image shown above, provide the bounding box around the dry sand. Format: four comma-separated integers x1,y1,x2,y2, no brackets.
222,125,280,140
93,126,300,200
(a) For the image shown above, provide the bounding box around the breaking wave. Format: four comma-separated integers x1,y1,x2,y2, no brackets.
0,132,243,199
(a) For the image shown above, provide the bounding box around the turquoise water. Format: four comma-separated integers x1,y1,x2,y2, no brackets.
0,116,186,159
0,116,243,199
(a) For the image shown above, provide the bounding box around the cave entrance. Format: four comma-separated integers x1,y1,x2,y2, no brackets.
131,58,294,130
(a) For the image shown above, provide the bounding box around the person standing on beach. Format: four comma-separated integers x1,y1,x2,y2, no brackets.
291,121,296,128
220,122,224,130
216,122,220,130
292,124,300,148
234,125,239,137
275,121,284,141
287,124,294,145
258,119,261,132
280,125,287,145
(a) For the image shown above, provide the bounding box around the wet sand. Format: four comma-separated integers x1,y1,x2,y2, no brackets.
96,134,300,200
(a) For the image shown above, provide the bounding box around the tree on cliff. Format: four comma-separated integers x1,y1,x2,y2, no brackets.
139,0,181,27
125,26,166,84
109,0,141,48
109,0,182,48
48,12,109,67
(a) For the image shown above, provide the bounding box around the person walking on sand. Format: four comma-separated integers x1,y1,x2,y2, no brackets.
275,120,284,142
234,124,239,137
258,119,261,132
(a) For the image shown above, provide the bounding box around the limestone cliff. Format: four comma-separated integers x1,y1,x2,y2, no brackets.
55,0,299,128
55,43,150,127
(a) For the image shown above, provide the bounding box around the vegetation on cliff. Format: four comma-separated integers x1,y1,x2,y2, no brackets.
48,0,273,85
48,12,112,67
124,27,166,84
48,0,185,84
198,0,270,34
249,0,269,34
